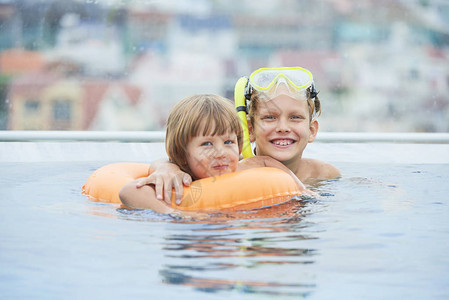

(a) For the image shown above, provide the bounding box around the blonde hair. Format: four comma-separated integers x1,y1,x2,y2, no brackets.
248,87,321,126
165,94,243,175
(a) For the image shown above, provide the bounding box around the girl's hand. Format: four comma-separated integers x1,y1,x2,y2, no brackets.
136,162,192,205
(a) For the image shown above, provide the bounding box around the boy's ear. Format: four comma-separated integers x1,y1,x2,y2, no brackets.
308,119,319,143
248,119,256,142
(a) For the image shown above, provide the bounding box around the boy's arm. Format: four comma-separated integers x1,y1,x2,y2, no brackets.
238,156,316,196
238,155,293,174
137,158,192,205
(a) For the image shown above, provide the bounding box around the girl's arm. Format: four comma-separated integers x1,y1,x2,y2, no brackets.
119,180,175,213
119,180,208,219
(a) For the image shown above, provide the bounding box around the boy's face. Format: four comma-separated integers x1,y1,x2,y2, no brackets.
185,129,239,180
251,94,318,164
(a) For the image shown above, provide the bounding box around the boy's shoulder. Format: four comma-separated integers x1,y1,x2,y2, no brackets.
301,158,341,181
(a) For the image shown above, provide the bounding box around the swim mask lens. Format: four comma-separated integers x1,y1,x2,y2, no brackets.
249,67,314,101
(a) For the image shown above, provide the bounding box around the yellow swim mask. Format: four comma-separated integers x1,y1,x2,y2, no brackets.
234,67,318,158
249,67,315,101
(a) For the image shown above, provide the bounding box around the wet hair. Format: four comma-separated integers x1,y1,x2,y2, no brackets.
248,86,321,127
165,94,243,175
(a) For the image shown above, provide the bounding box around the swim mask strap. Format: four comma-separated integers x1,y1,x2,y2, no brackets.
309,83,320,119
310,83,318,99
234,76,253,158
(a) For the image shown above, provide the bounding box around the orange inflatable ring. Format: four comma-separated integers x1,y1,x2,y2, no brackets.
82,162,301,211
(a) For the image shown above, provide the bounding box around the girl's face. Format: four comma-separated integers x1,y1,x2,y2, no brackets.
185,128,239,180
251,94,318,165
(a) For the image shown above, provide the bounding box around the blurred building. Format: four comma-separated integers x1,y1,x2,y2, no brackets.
8,70,150,130
8,71,83,130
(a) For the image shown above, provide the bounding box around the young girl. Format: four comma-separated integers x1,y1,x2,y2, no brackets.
141,67,340,204
119,94,312,213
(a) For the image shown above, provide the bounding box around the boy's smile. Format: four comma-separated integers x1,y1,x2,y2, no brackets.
271,138,296,146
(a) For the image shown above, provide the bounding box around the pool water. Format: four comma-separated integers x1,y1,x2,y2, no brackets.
1,160,449,299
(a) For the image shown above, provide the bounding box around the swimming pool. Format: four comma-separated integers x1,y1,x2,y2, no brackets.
1,139,449,299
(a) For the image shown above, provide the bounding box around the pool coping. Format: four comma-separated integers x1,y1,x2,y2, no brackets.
1,130,449,143
2,141,449,164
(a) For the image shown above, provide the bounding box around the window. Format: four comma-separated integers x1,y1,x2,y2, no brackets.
51,99,72,130
25,100,40,113
52,100,71,121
